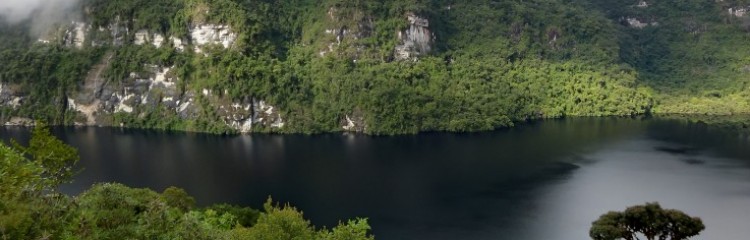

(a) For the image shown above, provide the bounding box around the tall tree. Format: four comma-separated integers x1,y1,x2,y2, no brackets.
590,202,704,240
12,123,79,190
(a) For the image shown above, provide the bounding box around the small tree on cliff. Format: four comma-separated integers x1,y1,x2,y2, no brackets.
590,202,704,240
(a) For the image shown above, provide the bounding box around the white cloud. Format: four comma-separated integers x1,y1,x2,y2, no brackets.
0,0,81,36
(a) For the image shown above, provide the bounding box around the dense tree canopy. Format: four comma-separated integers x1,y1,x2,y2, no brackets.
590,203,705,240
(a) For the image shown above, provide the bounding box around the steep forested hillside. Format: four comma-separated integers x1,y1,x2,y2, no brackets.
0,0,747,134
591,0,750,114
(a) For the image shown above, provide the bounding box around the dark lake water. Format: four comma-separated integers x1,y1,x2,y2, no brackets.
2,117,750,239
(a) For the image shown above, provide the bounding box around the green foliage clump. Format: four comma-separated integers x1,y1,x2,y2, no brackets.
207,204,261,228
11,123,80,187
238,198,317,240
230,198,374,240
162,186,197,212
590,202,705,240
0,124,83,239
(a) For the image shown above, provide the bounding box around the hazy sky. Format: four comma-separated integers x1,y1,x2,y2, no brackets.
0,0,81,36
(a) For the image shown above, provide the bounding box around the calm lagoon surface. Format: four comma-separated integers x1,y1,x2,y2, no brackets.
2,117,749,239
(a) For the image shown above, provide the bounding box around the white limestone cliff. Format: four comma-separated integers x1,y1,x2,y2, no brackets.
395,13,434,60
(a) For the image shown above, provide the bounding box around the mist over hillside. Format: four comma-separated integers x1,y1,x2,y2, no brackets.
0,0,81,36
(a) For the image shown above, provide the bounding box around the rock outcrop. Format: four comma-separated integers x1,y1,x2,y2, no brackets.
66,60,189,126
319,7,374,58
0,83,28,126
60,54,283,132
134,30,166,48
394,13,433,60
217,99,286,132
63,21,88,48
190,24,237,53
109,16,129,46
622,17,659,29
39,17,237,54
341,111,366,133
24,12,276,132
4,117,34,126
729,7,749,17
318,9,433,61
0,83,23,110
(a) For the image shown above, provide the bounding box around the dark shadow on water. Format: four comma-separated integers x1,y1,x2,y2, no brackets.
682,158,706,165
654,146,700,155
477,161,580,199
548,161,581,172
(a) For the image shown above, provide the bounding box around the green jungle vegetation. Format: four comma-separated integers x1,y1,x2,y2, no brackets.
658,114,750,134
0,0,748,135
0,124,374,240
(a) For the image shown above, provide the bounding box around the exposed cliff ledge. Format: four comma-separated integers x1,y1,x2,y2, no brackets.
318,7,374,58
622,17,659,29
190,24,237,53
64,21,88,48
3,71,279,134
0,83,23,110
0,83,28,126
134,30,166,48
133,23,238,52
394,13,433,60
41,18,237,54
729,7,749,17
341,110,366,133
318,9,433,61
213,98,285,133
58,54,283,133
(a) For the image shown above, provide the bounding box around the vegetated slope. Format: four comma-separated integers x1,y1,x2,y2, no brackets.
3,0,741,135
589,0,750,114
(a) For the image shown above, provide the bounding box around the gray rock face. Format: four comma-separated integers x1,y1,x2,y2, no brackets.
620,16,659,29
729,7,749,17
341,111,366,133
190,24,237,53
319,7,374,58
395,13,434,60
215,98,285,133
110,16,129,46
63,21,87,48
40,14,237,54
0,83,23,109
61,60,284,132
252,99,285,129
18,12,289,133
4,117,34,126
0,83,27,126
217,99,254,133
133,30,166,48
67,64,189,125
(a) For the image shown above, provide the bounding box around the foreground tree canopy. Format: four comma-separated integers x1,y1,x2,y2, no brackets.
0,125,374,239
590,203,705,240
